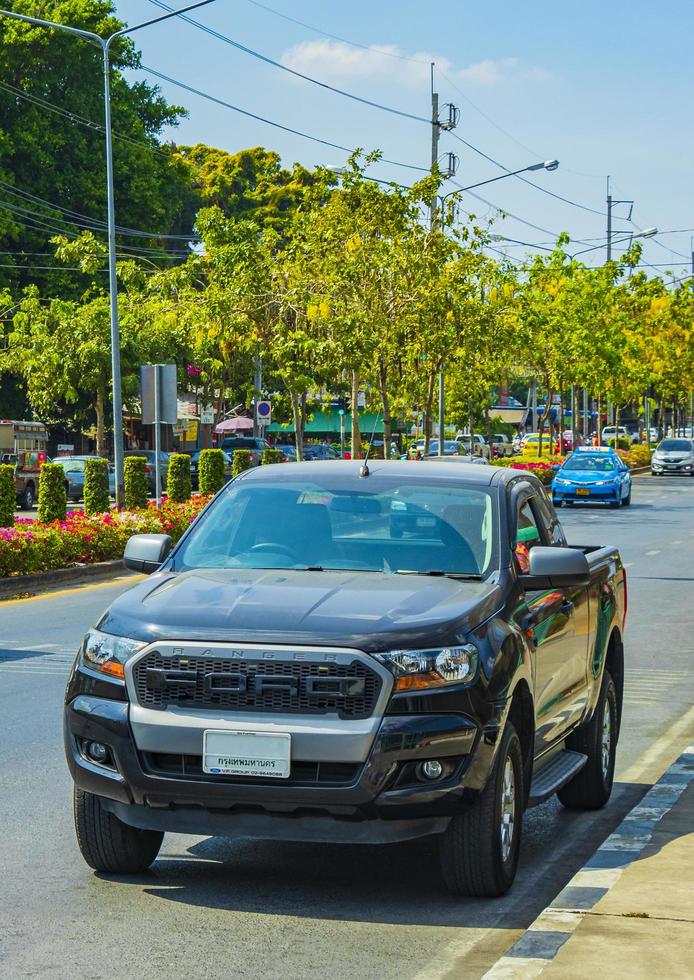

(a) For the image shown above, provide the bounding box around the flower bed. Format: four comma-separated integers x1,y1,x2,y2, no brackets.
489,456,563,485
0,495,210,579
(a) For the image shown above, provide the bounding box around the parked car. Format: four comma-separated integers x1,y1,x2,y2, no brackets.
455,433,490,459
187,450,233,490
552,446,632,507
426,440,462,457
219,436,269,466
52,455,116,502
601,425,639,446
122,450,170,495
489,434,515,458
275,444,297,461
303,444,340,460
651,438,694,476
66,460,626,898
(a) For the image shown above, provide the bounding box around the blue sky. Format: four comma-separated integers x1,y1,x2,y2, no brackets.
116,0,694,276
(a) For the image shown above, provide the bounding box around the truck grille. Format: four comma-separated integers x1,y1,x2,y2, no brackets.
132,651,382,720
141,752,361,786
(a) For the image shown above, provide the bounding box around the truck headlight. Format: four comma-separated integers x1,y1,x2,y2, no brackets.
375,644,478,691
81,628,146,680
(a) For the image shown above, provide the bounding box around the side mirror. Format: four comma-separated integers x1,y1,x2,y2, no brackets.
551,463,560,471
124,533,172,574
520,546,590,590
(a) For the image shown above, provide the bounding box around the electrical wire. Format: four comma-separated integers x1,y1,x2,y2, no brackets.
447,131,605,217
145,0,431,125
141,65,428,173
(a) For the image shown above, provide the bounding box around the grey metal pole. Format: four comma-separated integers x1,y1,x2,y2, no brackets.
101,41,125,507
429,69,445,457
339,412,345,458
606,176,613,262
253,353,262,439
153,364,162,506
438,369,445,456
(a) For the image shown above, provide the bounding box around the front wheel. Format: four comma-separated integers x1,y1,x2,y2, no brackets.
439,722,524,897
558,670,617,810
73,788,163,873
622,489,631,506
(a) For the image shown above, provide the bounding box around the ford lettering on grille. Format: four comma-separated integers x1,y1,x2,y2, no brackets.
133,652,381,719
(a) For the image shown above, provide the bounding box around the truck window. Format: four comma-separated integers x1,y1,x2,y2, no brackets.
534,492,566,546
514,499,543,573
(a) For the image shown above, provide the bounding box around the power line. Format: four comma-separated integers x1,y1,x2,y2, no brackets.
0,79,170,159
145,0,431,125
142,65,428,173
447,130,605,217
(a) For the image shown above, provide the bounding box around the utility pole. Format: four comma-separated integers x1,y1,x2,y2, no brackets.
253,353,262,439
606,175,612,262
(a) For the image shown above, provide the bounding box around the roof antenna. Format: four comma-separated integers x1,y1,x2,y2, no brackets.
359,411,382,478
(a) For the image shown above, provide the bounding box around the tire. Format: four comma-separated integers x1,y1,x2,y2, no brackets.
73,788,163,874
558,670,617,810
439,722,524,897
622,489,631,506
21,484,34,510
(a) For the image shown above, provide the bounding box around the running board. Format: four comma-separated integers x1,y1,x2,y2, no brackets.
528,749,588,806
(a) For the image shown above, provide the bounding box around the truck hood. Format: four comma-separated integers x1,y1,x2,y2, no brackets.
99,568,503,652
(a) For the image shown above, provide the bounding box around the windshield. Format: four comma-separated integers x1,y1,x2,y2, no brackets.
562,454,616,472
175,476,497,578
659,440,692,452
54,458,85,473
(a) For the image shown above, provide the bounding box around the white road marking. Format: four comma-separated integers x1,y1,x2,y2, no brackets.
644,549,661,556
623,562,634,568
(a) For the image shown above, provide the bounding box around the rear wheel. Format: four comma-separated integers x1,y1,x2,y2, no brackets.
439,722,524,897
73,788,163,873
21,484,34,510
558,670,617,810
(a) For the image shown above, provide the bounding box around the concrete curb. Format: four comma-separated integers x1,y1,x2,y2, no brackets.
482,744,694,978
0,559,129,598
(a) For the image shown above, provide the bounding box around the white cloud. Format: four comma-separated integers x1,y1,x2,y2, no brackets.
280,41,550,88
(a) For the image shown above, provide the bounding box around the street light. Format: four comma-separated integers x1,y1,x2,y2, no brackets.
434,160,559,454
0,0,217,505
571,227,658,259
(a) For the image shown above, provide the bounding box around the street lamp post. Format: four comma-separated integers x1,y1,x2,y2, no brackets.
0,1,216,505
435,160,560,455
571,228,658,259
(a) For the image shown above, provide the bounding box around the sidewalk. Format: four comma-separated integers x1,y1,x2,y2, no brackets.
484,745,694,979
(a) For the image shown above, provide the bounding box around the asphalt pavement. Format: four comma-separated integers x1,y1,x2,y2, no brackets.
1,474,693,979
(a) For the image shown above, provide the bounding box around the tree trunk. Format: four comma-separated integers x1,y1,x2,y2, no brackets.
596,396,602,444
95,386,105,455
571,386,578,449
558,382,565,453
378,357,391,459
658,398,664,440
291,391,304,460
614,404,621,447
538,383,553,458
467,395,475,452
423,368,437,456
351,371,362,459
484,404,494,455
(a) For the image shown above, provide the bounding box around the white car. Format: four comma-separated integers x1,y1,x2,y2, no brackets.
601,425,639,446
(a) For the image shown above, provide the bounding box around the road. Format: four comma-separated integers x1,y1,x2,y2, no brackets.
1,475,693,979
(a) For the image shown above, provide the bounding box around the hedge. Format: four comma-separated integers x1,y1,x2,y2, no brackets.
0,464,15,528
199,448,225,495
84,458,110,515
261,447,283,464
124,455,149,509
232,449,253,477
0,495,210,579
38,462,67,523
167,453,192,502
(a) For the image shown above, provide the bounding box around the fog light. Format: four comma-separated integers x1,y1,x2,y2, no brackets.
418,759,444,781
87,741,109,763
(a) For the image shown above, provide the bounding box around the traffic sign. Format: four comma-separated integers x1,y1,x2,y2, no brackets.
257,400,272,425
200,405,215,425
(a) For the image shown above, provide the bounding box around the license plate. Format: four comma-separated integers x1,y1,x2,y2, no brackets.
576,488,590,496
203,730,291,778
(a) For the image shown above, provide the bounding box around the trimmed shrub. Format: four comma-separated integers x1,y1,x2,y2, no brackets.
38,462,67,524
608,437,631,451
262,447,283,464
84,458,110,515
199,449,225,495
0,464,15,528
232,449,252,478
124,456,149,510
167,453,192,502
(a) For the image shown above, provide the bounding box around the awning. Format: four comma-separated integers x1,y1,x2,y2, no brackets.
266,411,384,435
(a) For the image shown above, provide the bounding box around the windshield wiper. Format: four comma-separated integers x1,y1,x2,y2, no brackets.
395,569,482,580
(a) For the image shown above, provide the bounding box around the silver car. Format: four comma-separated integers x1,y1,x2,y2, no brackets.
651,438,694,476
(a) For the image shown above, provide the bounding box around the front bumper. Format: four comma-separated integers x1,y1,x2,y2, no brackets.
64,691,501,843
651,461,693,474
553,483,620,502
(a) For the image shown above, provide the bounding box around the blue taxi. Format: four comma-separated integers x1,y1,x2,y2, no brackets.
551,446,632,508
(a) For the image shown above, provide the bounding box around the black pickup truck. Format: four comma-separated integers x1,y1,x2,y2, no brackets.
65,461,626,897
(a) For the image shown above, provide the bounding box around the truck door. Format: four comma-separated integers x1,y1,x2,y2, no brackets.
512,491,588,754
